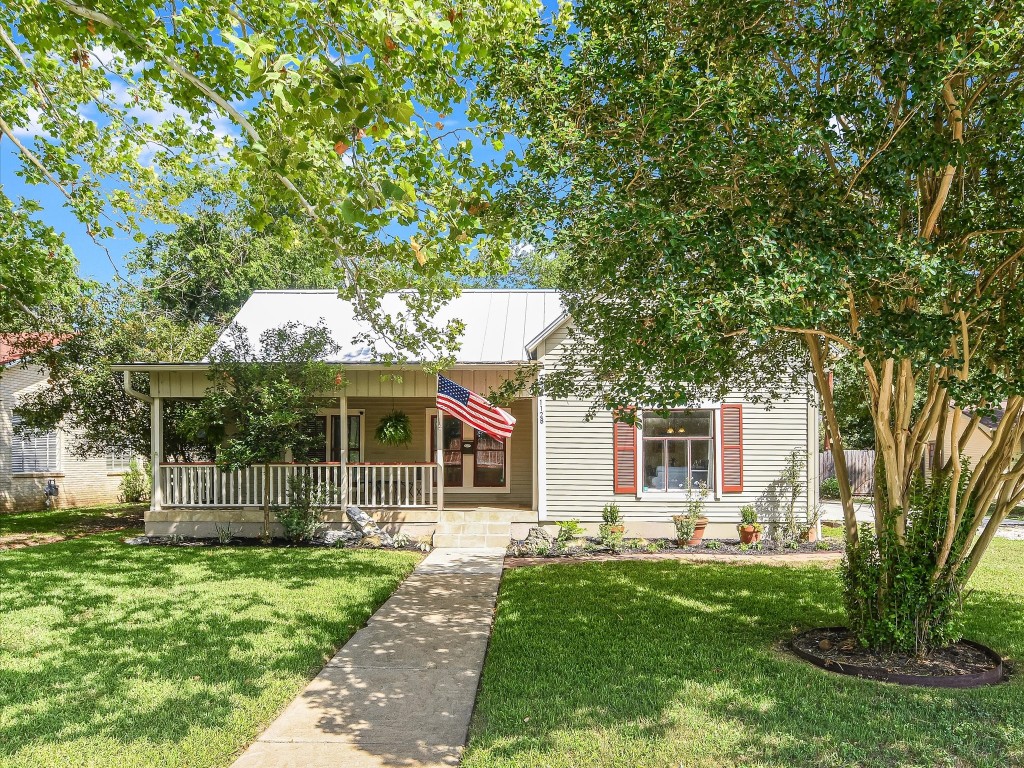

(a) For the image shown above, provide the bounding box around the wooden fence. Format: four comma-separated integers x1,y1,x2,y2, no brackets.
820,449,876,496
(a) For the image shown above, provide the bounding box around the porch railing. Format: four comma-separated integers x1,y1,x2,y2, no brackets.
159,462,438,508
348,463,437,508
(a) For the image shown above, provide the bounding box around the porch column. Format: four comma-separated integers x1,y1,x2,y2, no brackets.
435,410,444,512
150,396,163,511
339,395,348,507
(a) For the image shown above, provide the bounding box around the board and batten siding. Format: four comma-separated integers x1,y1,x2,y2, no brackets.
1,365,125,513
538,322,816,522
350,396,534,508
148,366,523,400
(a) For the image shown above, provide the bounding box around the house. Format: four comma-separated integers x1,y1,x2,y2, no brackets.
1,337,130,512
113,289,819,545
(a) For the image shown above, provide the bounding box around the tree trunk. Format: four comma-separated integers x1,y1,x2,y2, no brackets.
262,462,271,544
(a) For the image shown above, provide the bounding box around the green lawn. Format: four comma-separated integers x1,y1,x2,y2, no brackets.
0,503,145,547
0,534,420,768
465,539,1024,768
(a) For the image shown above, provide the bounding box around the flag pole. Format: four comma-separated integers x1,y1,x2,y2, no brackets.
435,379,445,513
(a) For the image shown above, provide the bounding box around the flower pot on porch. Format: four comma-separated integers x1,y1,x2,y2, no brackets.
738,524,760,545
684,518,709,546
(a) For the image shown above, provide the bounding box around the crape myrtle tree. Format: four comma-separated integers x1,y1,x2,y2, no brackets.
182,321,341,543
2,0,537,354
484,0,1024,651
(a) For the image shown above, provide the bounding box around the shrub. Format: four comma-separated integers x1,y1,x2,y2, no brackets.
601,503,622,524
705,539,723,550
556,518,585,541
820,476,841,499
118,458,150,503
274,474,330,543
598,523,624,553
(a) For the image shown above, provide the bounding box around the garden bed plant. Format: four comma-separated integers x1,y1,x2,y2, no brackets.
507,525,842,559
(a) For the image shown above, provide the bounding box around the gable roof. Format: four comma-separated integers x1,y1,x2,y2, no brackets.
219,289,565,364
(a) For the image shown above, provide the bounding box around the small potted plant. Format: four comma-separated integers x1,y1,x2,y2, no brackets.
599,503,625,553
800,503,823,543
672,483,709,546
737,504,762,544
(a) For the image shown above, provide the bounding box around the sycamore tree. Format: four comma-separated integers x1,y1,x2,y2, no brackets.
1,0,536,354
182,321,340,542
485,0,1024,651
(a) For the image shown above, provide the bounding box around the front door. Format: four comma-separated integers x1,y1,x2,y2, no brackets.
430,414,507,489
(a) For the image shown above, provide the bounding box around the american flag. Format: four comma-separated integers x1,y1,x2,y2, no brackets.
436,375,516,441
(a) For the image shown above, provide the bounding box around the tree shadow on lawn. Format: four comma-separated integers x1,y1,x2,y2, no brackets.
465,559,1024,768
0,535,419,763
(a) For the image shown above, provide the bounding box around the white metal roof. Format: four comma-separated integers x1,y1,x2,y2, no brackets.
218,289,565,364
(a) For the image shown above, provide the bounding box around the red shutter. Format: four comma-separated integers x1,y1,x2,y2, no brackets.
721,404,743,493
612,421,637,494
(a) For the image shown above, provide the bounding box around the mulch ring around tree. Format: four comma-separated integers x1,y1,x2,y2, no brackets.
790,627,1006,688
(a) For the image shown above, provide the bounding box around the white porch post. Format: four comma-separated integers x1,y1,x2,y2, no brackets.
339,395,348,507
435,410,445,512
150,396,163,511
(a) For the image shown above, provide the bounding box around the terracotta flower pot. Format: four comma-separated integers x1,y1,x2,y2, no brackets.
801,526,818,543
606,524,625,535
686,518,709,546
738,524,758,545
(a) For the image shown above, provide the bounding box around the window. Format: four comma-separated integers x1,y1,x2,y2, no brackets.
11,415,59,473
106,452,133,473
642,410,714,492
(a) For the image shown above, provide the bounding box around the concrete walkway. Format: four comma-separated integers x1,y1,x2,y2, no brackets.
232,547,505,768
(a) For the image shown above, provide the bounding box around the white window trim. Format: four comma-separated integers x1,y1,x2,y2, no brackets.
635,404,722,501
425,408,512,494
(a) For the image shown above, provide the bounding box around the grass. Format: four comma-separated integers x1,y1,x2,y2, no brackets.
0,503,145,547
464,539,1024,768
0,533,420,768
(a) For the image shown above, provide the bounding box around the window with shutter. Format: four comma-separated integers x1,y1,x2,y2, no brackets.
612,420,637,494
720,404,743,493
11,415,59,473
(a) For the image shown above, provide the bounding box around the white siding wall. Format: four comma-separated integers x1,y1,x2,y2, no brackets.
539,324,816,524
1,366,125,513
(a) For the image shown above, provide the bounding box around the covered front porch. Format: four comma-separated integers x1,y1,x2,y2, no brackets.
129,366,538,538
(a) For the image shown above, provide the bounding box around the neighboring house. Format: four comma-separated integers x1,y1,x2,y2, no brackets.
1,338,129,513
927,403,1022,475
114,289,819,543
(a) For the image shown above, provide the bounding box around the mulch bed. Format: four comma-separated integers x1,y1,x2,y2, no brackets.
124,534,425,552
791,627,1005,688
505,537,844,568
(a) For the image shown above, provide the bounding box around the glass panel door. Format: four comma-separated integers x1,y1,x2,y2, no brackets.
431,415,464,487
331,414,362,462
473,430,506,487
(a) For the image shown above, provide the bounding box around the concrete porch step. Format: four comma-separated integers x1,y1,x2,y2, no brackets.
433,507,513,549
